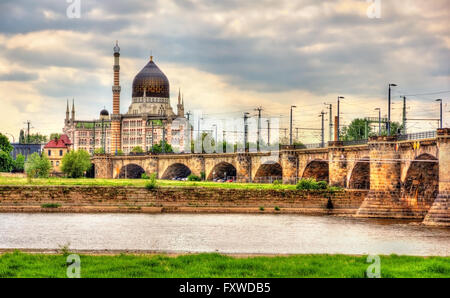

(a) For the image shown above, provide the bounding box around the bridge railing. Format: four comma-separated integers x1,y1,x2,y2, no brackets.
397,131,436,141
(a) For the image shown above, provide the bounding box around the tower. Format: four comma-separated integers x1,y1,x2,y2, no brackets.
65,99,70,125
177,88,185,117
111,41,122,154
71,98,75,124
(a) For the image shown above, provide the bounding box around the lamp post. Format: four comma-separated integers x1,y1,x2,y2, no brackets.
289,105,296,145
243,112,250,152
436,99,443,129
375,108,381,136
337,96,344,141
387,83,397,136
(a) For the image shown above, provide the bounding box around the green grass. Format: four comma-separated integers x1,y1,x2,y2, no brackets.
40,203,61,208
0,176,303,190
0,251,448,278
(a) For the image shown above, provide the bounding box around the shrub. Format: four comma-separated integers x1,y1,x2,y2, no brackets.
141,173,149,179
200,172,206,180
25,152,52,178
94,147,105,154
187,174,201,181
145,173,157,190
273,179,282,186
131,146,144,153
296,178,329,191
259,206,265,211
13,154,25,172
274,206,280,211
61,150,91,178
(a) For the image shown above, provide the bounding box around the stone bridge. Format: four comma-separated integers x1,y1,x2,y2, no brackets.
92,129,449,225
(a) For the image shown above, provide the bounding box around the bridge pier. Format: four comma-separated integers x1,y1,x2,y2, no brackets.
280,151,298,184
236,153,251,183
356,136,415,219
423,128,450,226
92,155,113,178
328,141,347,187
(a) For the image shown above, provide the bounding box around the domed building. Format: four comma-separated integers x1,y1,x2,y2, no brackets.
63,42,188,154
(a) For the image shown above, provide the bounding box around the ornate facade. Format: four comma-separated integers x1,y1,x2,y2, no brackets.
63,42,188,154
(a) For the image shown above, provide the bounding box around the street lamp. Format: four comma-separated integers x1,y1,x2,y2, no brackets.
436,99,443,129
375,108,381,136
290,105,296,145
337,96,344,141
388,83,397,136
243,112,250,152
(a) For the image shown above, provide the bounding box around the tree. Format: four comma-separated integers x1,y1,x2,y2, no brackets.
19,130,25,144
0,151,13,172
49,133,61,141
61,150,92,178
94,147,105,154
27,133,48,144
340,118,372,141
150,140,173,153
13,154,25,173
0,133,14,172
380,121,403,136
131,146,144,153
25,152,52,178
0,133,13,153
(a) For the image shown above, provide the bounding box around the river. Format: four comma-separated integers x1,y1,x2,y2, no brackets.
0,213,448,256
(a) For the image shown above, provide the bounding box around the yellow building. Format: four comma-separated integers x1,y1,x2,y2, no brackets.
43,134,72,172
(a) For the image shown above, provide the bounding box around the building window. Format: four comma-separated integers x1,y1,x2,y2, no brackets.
48,150,51,156
59,150,63,156
56,161,59,166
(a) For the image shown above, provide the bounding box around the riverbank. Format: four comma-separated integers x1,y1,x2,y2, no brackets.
0,251,448,278
0,183,365,216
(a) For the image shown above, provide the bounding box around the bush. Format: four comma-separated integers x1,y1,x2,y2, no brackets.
187,174,201,181
25,152,52,178
274,206,280,211
259,206,265,211
61,150,92,178
296,178,328,190
131,146,144,153
41,203,61,208
200,172,206,180
141,173,150,179
145,173,157,190
13,154,25,172
94,148,105,154
0,150,14,172
273,179,282,186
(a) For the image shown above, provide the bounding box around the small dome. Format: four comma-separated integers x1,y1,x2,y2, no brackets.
132,57,169,98
100,109,109,116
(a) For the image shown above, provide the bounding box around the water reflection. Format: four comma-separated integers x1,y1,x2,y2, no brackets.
0,213,448,256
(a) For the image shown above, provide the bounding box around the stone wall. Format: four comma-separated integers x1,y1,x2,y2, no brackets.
0,185,366,215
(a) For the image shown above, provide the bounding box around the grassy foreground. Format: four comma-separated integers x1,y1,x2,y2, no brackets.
0,176,299,190
0,251,448,278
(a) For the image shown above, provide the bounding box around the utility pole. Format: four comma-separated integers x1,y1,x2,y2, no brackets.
436,99,443,129
337,97,344,141
266,119,270,146
295,127,299,142
387,83,397,136
290,105,296,145
319,111,325,148
254,106,263,151
243,112,250,152
326,103,333,142
375,108,381,136
402,96,407,134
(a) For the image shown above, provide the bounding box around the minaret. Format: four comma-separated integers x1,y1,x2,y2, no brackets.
71,98,75,123
111,41,122,154
177,88,185,117
65,99,70,125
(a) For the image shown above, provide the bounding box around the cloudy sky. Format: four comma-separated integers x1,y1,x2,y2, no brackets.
0,0,449,143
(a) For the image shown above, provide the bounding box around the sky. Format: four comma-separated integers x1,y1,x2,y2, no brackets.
0,0,449,143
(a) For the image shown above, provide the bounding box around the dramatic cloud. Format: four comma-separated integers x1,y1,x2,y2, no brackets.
0,0,448,142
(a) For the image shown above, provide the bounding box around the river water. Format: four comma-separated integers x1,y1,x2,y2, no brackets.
0,213,448,256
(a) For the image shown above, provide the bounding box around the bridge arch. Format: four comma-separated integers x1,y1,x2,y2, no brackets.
119,163,145,179
403,153,438,204
207,162,237,180
85,163,95,178
161,163,192,180
254,162,283,183
302,159,329,182
348,157,370,189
